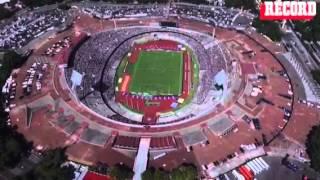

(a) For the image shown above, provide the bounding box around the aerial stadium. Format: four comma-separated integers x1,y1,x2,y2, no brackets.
64,27,229,127
2,1,320,180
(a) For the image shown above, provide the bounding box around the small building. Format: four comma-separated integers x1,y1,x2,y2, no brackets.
182,130,208,146
208,117,237,136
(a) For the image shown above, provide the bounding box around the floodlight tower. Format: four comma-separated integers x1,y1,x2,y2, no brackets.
100,18,103,31
113,18,117,30
212,28,216,38
281,20,287,30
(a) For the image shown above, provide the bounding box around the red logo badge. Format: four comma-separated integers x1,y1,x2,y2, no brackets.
259,1,317,21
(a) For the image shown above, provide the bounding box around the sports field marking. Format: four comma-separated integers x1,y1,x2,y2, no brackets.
129,51,183,96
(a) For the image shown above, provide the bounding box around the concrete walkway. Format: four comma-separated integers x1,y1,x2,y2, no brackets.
133,137,151,180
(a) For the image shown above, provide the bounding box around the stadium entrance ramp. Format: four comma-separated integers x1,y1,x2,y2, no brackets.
133,137,151,180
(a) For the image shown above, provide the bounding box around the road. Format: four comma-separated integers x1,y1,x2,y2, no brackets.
282,29,320,102
223,156,320,180
256,156,320,180
286,23,319,70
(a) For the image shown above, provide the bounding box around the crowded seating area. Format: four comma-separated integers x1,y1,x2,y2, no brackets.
65,27,228,125
172,4,239,28
113,135,177,150
0,9,66,49
150,136,177,150
0,3,252,52
82,4,165,19
80,3,249,28
113,136,140,150
83,6,114,19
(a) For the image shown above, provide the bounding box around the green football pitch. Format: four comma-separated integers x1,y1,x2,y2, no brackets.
128,51,183,96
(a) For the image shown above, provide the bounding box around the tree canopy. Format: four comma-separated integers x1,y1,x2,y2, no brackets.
311,70,320,86
142,164,198,180
306,125,320,172
142,167,169,180
90,162,109,175
224,0,257,11
0,50,26,86
293,3,320,42
16,148,75,180
0,123,32,169
0,51,31,169
108,164,133,180
0,6,15,21
170,164,198,180
252,17,282,42
20,0,64,8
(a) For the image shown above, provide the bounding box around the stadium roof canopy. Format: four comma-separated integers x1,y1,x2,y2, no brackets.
208,117,236,136
80,128,110,146
214,70,227,85
182,130,207,146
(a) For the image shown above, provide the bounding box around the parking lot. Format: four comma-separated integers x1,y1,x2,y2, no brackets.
256,156,320,180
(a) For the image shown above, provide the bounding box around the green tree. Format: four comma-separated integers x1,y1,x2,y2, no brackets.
0,51,26,86
170,164,198,180
142,167,169,180
108,164,133,180
306,125,320,172
58,3,71,10
90,162,109,175
252,17,282,41
225,0,257,11
0,51,31,169
0,6,15,20
33,148,75,180
20,0,64,8
0,130,32,168
14,148,75,180
311,70,320,85
293,3,320,42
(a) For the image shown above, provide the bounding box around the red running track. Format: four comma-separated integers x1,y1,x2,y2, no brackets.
128,47,140,63
128,40,180,63
117,40,192,125
116,93,177,124
84,171,111,180
181,51,191,99
135,39,180,51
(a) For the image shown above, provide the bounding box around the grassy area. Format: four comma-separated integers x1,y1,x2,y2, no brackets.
129,51,183,96
161,51,200,113
293,2,320,42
